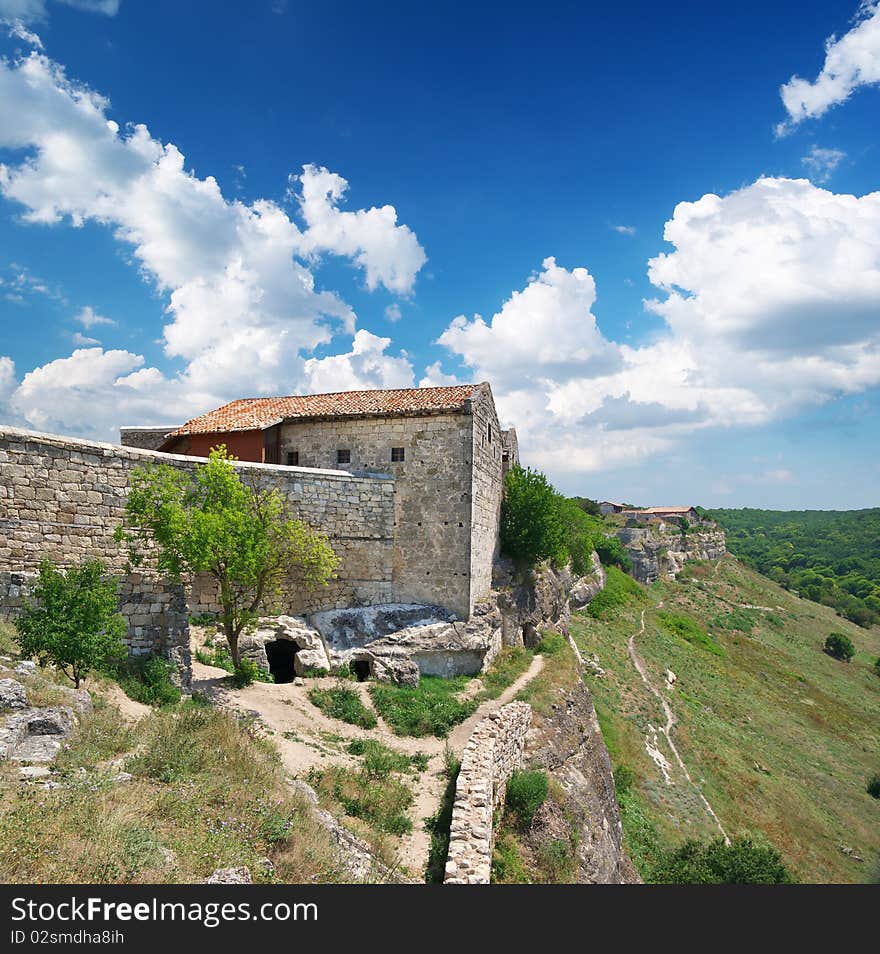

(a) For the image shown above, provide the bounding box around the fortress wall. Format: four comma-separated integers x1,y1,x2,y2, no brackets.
0,427,396,669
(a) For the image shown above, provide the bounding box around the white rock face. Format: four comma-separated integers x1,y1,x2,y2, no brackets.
0,678,27,711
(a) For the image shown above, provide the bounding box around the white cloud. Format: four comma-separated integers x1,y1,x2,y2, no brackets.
294,164,427,295
0,0,118,22
800,145,846,182
384,303,402,322
611,224,637,235
418,361,463,388
0,50,424,438
75,304,114,328
778,1,880,132
435,176,880,476
71,330,100,345
302,329,414,393
5,18,42,46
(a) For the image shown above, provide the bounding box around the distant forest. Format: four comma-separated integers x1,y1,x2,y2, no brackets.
705,508,880,628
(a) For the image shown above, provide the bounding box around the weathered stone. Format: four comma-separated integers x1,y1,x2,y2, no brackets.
205,866,252,884
13,661,38,678
293,648,330,676
570,552,607,609
615,526,726,584
0,678,27,711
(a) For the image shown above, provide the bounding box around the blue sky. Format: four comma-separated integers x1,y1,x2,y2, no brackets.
1,0,879,508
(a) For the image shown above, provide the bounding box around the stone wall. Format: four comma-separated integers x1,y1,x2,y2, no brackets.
276,411,476,619
119,426,176,451
444,701,532,884
469,388,503,611
0,427,396,665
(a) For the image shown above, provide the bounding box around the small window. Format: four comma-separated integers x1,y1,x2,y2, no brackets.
337,449,351,465
286,451,299,466
391,446,405,462
487,423,492,443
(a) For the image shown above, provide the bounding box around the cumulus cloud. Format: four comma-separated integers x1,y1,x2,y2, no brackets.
303,329,414,393
0,0,118,22
5,18,42,45
74,305,114,328
778,1,880,132
435,176,880,475
611,224,637,235
800,145,846,182
0,50,424,437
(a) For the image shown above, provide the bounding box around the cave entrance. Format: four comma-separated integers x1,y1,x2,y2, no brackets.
265,640,297,683
352,660,371,682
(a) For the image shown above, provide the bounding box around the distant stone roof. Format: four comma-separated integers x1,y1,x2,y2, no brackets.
166,384,486,437
624,506,696,514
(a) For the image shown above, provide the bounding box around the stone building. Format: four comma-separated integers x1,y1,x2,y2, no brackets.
127,383,519,620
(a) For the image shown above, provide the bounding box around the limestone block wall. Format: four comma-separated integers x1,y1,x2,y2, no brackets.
444,701,532,884
119,426,176,451
277,412,475,618
469,388,503,610
0,426,396,662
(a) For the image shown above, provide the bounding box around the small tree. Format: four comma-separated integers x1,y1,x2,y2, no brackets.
116,446,339,670
500,465,567,568
651,836,793,884
15,559,126,688
824,632,855,662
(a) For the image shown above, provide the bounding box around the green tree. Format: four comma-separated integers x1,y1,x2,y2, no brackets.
651,836,793,884
500,465,567,568
15,559,126,688
824,632,855,662
117,446,339,670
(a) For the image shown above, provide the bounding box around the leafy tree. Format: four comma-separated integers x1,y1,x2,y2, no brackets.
117,446,339,670
651,836,793,884
15,559,126,688
500,466,567,568
824,632,855,662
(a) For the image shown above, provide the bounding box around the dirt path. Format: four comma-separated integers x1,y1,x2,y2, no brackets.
628,609,729,842
191,652,545,878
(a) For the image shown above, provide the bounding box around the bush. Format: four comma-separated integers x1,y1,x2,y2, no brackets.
535,631,567,656
613,764,635,796
867,774,880,799
116,655,181,707
651,836,793,884
593,535,632,572
587,566,644,619
369,676,476,738
310,764,414,835
506,769,549,829
230,657,273,688
500,466,567,568
658,611,723,656
824,632,855,662
14,559,127,688
308,685,377,729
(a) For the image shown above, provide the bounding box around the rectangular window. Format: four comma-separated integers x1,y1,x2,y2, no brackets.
286,451,299,466
391,446,405,462
337,449,351,465
487,423,492,443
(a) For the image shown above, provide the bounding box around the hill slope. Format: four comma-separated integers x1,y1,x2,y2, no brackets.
571,557,880,883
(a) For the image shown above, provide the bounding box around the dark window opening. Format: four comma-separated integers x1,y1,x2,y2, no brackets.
487,423,492,443
265,639,297,683
337,449,351,465
391,446,405,462
286,451,299,466
352,660,371,682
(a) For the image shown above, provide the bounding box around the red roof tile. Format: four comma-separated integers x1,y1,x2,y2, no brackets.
167,384,486,436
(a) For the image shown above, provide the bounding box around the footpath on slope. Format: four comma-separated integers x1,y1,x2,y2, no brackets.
627,608,729,842
191,651,546,878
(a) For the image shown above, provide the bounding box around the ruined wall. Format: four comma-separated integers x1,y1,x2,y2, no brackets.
0,427,396,661
444,701,532,884
277,412,475,619
616,526,727,584
118,427,175,451
470,389,503,611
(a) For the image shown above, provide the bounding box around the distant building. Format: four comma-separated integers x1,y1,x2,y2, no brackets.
622,505,700,524
598,501,626,515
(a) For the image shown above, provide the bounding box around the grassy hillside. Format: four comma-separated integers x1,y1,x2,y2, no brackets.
706,507,880,628
571,558,880,883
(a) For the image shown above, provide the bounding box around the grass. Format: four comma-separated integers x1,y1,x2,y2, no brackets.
369,675,477,737
0,620,19,656
424,747,461,883
587,565,645,619
345,738,426,775
657,610,723,656
308,684,378,729
477,646,533,700
571,557,880,884
0,696,346,883
516,630,579,716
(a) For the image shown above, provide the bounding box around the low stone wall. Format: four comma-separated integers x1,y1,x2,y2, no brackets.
444,701,532,884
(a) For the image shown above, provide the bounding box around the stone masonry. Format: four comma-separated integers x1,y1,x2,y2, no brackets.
444,701,532,884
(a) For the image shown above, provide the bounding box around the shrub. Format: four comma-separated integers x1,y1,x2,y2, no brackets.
867,774,880,799
658,611,723,656
587,566,644,620
15,559,127,688
651,836,793,884
500,466,567,568
116,655,181,707
308,685,377,729
824,632,855,662
593,535,632,572
369,676,476,738
613,764,635,796
535,631,567,656
230,657,273,688
506,769,549,829
310,764,413,835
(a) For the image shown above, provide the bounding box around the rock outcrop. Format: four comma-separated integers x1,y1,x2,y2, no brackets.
616,526,726,584
570,552,607,610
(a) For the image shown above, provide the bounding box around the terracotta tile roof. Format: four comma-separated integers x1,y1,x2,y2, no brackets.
167,384,486,436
